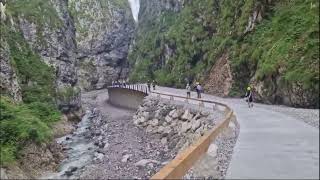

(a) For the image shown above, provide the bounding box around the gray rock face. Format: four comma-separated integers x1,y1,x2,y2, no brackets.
70,0,135,90
252,77,319,108
139,0,183,19
0,41,22,102
18,0,78,88
6,0,135,98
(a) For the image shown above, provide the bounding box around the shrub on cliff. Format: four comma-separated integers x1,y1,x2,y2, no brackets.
0,97,61,165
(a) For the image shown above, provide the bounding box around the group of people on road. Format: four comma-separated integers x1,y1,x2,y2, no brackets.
145,79,254,108
112,79,127,87
185,82,254,108
186,82,203,99
147,80,156,92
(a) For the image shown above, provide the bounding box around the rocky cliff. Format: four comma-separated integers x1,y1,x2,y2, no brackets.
1,0,134,96
70,0,134,90
0,0,134,171
129,0,319,108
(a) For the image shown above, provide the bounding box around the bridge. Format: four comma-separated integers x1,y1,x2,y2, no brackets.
107,84,319,179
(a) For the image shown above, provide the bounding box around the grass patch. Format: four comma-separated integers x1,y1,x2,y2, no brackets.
0,96,61,166
0,14,61,165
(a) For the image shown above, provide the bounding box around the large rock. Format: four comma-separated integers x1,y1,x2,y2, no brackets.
161,137,168,145
207,143,218,158
0,168,8,179
142,112,151,120
146,125,154,133
150,119,159,127
191,120,201,131
165,115,173,123
180,122,192,133
121,154,133,163
162,127,173,137
134,159,160,167
181,109,194,121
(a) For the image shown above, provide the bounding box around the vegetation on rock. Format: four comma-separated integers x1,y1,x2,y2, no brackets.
128,0,319,107
0,2,61,165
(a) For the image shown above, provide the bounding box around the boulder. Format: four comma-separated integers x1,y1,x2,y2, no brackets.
146,125,153,133
94,152,104,160
165,115,173,123
200,111,210,117
161,137,168,145
150,119,159,127
121,154,132,163
168,109,176,117
143,112,150,120
192,113,201,121
134,116,147,125
64,166,78,177
134,159,160,167
181,122,191,133
181,109,194,121
207,144,218,158
157,126,165,133
169,109,183,119
0,168,8,179
191,120,201,131
162,126,173,136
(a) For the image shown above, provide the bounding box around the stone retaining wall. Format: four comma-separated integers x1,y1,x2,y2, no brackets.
133,96,223,153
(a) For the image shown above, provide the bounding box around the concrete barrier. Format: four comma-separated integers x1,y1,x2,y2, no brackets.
151,91,235,179
107,86,148,110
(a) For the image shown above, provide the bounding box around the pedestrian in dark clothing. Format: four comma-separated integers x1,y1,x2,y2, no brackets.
152,80,156,90
147,80,151,92
195,82,202,99
245,86,253,108
186,83,191,98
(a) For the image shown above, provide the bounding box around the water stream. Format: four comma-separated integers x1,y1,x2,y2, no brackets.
40,109,100,179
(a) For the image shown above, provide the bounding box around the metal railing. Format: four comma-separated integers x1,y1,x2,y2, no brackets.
108,84,149,95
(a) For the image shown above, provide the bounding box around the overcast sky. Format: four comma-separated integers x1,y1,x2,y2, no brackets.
128,0,140,22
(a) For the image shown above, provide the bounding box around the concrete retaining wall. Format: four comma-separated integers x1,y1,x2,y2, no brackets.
107,87,147,110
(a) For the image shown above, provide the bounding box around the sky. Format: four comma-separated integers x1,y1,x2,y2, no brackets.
128,0,140,22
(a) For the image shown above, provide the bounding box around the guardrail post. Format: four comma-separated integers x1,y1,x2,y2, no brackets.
199,100,204,107
170,96,174,101
212,103,216,110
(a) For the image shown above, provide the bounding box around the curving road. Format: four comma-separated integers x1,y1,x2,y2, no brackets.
152,86,319,179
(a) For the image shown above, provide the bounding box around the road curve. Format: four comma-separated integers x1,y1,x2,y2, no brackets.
152,86,319,179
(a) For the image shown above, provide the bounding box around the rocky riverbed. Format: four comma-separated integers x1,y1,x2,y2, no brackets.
39,89,238,179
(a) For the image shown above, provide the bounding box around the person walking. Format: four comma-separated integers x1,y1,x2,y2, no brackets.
245,86,253,108
122,79,126,87
186,83,191,98
195,82,202,99
147,80,151,92
152,80,156,90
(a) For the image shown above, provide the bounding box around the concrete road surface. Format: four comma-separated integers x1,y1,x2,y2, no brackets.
152,86,319,179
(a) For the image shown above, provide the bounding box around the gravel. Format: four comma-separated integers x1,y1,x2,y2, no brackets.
184,120,239,179
74,90,179,179
258,104,319,128
50,89,239,179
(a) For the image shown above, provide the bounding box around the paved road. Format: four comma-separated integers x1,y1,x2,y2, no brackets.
153,86,319,179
